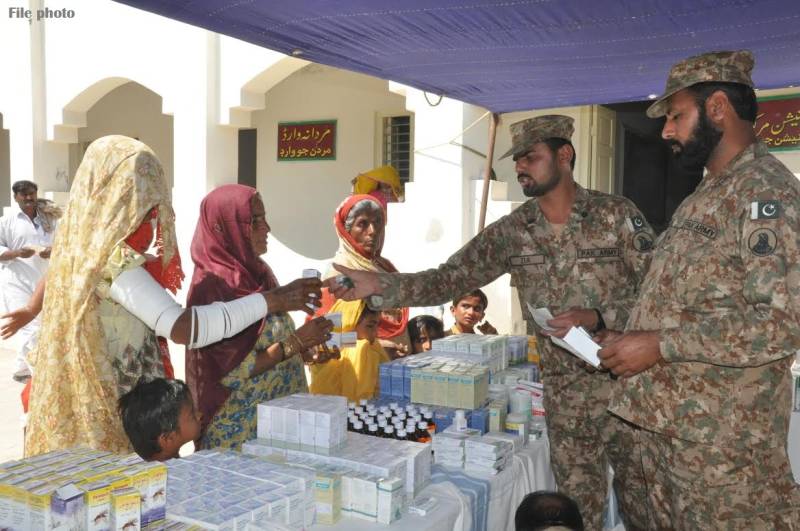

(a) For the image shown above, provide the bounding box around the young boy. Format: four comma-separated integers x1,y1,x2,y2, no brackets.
448,288,498,335
407,315,445,354
118,377,201,461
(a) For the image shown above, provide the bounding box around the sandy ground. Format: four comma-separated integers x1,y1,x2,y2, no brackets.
0,338,190,462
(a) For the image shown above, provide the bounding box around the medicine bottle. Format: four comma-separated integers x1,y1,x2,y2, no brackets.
415,422,432,443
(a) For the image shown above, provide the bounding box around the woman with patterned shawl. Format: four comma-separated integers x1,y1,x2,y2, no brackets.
23,136,185,455
186,185,336,450
21,136,326,456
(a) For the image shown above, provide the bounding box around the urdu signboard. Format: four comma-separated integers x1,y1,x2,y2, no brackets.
277,120,337,161
755,94,800,152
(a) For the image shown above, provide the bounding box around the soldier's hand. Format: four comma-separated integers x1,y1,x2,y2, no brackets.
544,308,598,338
325,264,381,301
38,247,52,259
576,359,599,374
598,330,662,378
477,321,498,335
593,328,623,345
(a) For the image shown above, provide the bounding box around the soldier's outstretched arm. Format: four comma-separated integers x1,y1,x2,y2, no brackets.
332,214,519,310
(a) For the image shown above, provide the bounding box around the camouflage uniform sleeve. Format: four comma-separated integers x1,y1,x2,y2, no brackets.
375,213,519,309
660,193,800,366
601,201,654,330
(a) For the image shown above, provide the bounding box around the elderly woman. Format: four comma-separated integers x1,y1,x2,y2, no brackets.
325,194,409,353
186,185,335,450
4,136,326,456
309,194,408,397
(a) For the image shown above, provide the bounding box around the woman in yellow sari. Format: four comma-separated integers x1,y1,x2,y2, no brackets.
310,299,388,401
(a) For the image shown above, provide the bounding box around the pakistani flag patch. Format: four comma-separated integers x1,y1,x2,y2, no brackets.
626,215,646,232
751,200,780,220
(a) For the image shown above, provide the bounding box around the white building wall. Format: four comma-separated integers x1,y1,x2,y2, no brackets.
73,82,174,187
0,118,9,209
254,65,409,259
0,4,35,204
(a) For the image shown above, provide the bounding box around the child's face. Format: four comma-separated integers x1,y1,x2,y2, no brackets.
451,296,485,329
412,326,435,354
356,313,380,343
159,399,201,460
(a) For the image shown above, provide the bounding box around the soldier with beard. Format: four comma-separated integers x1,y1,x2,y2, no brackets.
600,50,800,528
329,115,655,530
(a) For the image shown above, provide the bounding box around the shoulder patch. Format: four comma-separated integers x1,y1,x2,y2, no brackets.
632,230,654,252
626,215,646,232
750,200,780,220
748,228,777,256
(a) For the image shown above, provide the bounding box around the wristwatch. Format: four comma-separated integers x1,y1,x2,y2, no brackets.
592,309,606,333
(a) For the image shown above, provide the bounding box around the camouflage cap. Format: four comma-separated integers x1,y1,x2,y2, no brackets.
646,50,755,118
499,115,574,159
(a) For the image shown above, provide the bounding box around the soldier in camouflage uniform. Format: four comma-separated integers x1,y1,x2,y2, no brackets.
600,50,800,529
330,115,655,530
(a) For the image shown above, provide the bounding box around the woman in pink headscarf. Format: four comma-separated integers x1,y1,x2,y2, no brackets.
186,184,335,450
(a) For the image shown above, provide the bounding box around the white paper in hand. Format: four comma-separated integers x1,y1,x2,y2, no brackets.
562,327,602,367
525,302,601,367
526,303,556,332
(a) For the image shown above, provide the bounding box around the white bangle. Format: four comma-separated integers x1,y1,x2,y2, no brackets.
110,266,181,333
187,294,268,349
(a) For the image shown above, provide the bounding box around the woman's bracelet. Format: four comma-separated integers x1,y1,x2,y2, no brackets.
280,334,305,360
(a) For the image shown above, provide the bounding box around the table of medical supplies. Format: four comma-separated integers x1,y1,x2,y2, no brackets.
310,436,555,531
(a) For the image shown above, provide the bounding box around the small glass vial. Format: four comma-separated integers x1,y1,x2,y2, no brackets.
368,424,379,437
396,429,408,441
415,422,432,443
383,425,395,439
353,420,365,435
423,412,436,434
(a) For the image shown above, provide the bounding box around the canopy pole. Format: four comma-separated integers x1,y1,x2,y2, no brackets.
478,113,499,231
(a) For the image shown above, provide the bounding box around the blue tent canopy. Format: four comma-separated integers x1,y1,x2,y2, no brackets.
115,0,800,113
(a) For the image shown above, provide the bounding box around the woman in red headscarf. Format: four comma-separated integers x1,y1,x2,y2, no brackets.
186,184,336,450
318,194,409,352
309,194,409,398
